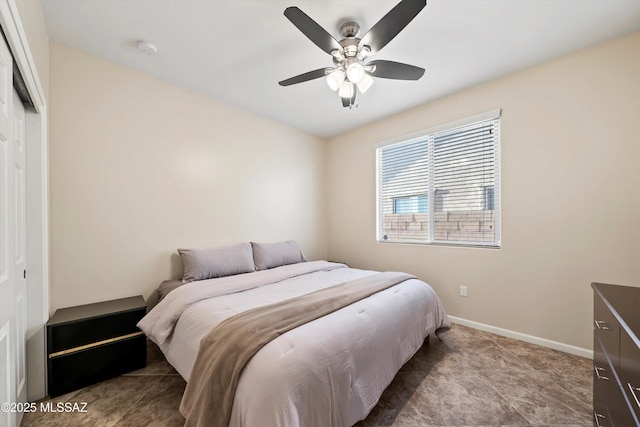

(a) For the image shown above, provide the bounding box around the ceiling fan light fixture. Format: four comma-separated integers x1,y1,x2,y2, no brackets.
338,81,354,99
330,49,344,61
346,62,365,83
356,45,371,61
326,69,345,91
356,73,374,94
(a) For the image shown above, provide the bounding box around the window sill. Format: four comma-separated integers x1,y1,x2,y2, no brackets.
376,239,501,249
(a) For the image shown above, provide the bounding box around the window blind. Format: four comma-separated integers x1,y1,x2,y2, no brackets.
376,113,500,247
378,139,430,241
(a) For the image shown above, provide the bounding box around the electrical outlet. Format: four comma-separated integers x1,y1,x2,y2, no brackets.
460,285,468,297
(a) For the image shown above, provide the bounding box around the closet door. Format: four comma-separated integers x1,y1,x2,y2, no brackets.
13,89,27,417
0,32,18,427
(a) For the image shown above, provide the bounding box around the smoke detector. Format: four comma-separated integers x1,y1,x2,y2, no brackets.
137,41,158,56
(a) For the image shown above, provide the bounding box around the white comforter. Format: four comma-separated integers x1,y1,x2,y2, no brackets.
138,261,450,427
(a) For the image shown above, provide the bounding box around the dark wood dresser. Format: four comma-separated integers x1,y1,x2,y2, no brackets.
47,296,147,397
592,283,640,426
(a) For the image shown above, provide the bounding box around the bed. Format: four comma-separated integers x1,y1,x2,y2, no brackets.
138,241,450,427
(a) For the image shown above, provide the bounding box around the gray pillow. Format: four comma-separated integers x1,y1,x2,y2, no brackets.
251,241,305,271
178,242,255,283
158,279,184,301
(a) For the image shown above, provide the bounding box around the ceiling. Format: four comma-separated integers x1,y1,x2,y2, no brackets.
41,0,640,138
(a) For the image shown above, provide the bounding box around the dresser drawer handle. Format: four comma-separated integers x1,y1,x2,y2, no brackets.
594,366,609,381
594,320,610,330
594,411,606,427
629,383,640,409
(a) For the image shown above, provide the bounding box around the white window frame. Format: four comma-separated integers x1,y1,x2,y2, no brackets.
376,109,501,248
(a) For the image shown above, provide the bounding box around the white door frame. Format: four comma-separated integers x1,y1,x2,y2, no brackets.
0,0,49,401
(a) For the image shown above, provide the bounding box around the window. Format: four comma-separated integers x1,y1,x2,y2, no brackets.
376,110,501,247
394,195,428,214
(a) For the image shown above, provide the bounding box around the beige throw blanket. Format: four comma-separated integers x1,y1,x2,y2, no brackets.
180,271,415,427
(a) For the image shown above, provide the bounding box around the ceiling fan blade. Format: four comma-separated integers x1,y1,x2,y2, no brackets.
359,0,427,54
279,68,331,86
367,60,425,80
284,7,342,55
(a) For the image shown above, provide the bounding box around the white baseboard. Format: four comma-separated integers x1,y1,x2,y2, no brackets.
448,316,593,359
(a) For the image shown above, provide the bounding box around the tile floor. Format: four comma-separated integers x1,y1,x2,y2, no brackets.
20,324,593,427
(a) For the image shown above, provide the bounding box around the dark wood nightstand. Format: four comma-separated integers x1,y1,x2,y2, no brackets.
47,296,147,397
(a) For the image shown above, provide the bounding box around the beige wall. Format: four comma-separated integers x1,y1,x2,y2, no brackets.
326,31,640,351
14,0,49,99
49,42,327,311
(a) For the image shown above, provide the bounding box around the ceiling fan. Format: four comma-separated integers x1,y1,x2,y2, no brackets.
278,0,427,108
